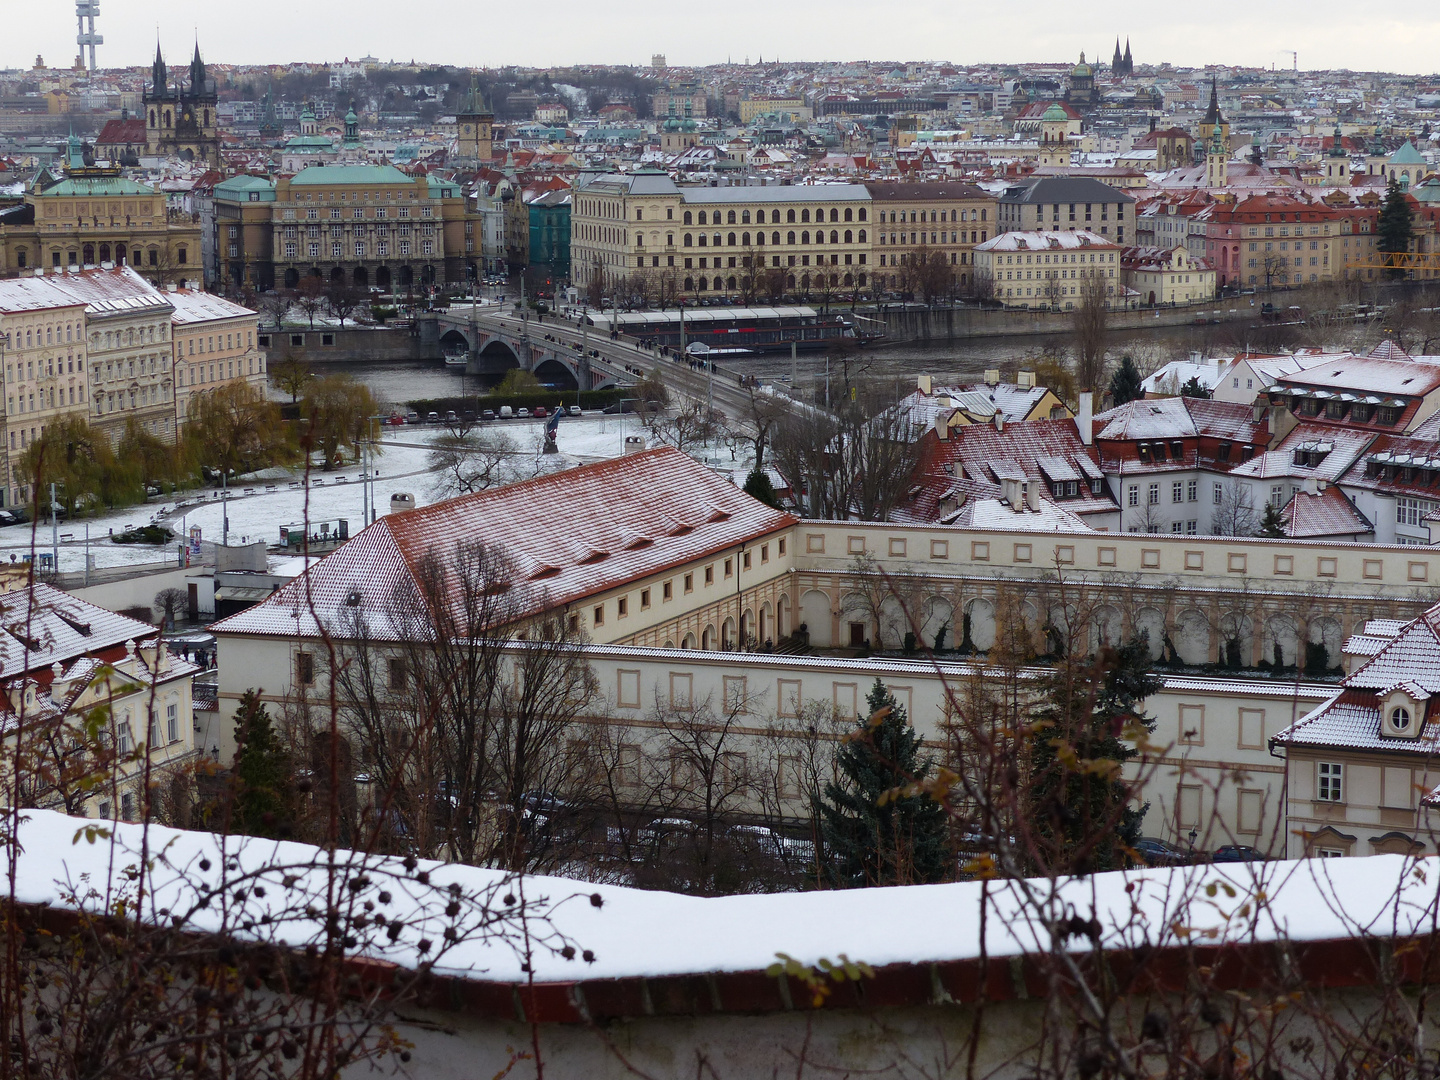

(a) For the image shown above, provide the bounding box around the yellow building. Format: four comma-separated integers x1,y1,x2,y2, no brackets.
1121,244,1216,305
739,97,811,123
972,229,1122,309
169,288,266,425
864,181,995,296
571,171,874,300
0,136,200,283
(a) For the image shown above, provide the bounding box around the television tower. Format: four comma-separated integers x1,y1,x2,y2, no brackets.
75,0,102,73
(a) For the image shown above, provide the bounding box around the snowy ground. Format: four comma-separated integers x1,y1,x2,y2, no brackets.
0,415,754,574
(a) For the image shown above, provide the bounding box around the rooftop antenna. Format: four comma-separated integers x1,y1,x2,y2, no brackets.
75,0,102,74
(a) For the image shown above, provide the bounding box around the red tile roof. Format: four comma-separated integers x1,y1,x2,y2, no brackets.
1278,485,1373,539
212,448,795,640
95,117,146,146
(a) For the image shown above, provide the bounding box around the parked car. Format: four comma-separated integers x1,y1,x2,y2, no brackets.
1132,837,1192,867
1211,844,1267,863
567,404,582,416
532,405,547,418
516,407,531,418
444,410,458,423
482,409,496,421
405,410,419,423
426,411,439,423
499,405,513,419
386,412,405,425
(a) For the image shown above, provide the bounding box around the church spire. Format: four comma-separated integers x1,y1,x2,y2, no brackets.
1113,37,1123,72
151,39,167,95
1203,77,1222,125
189,42,206,94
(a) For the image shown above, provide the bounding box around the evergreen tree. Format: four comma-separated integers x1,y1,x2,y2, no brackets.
230,689,294,838
1377,178,1414,279
1259,501,1286,538
1107,354,1144,406
820,679,948,887
742,465,781,509
1025,637,1161,874
1180,375,1210,399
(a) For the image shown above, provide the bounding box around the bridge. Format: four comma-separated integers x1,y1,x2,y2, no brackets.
422,306,633,392
420,305,789,423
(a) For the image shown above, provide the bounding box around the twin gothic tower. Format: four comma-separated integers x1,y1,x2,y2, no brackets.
143,41,220,167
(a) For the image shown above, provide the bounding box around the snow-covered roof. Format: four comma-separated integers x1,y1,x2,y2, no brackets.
212,448,795,640
1278,485,1373,539
1094,396,1263,443
0,579,159,678
167,288,258,325
974,229,1119,252
943,496,1094,532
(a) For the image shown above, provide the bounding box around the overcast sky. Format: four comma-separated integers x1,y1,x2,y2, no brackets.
10,0,1440,75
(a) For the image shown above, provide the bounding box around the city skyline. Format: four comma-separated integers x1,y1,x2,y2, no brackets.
4,0,1440,76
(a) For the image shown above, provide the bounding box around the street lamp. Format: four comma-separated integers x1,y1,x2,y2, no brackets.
208,467,234,547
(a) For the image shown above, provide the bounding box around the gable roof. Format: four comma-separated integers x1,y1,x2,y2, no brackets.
1094,396,1262,443
212,449,796,641
1278,485,1373,539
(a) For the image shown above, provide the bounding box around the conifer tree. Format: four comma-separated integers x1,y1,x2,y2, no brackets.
1025,636,1161,874
1107,354,1144,406
1377,178,1414,280
231,689,294,838
742,465,781,509
1259,501,1286,538
820,679,948,887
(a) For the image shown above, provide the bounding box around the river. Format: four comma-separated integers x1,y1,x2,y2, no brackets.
338,311,1367,409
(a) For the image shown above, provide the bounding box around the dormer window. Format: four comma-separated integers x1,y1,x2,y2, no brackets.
1380,683,1429,739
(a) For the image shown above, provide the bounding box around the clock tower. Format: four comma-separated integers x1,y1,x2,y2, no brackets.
456,78,493,165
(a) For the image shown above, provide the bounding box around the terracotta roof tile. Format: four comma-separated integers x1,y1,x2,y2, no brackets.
212,449,795,640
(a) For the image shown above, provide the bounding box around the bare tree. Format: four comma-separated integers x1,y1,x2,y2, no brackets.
153,587,188,630
260,289,292,329
642,395,722,455
1212,477,1260,536
770,381,923,521
294,276,326,328
426,428,519,499
324,282,365,327
1072,269,1109,390
328,539,598,872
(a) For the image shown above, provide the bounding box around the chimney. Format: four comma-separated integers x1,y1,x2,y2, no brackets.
984,367,1000,386
934,414,949,441
1077,391,1094,445
1303,476,1319,496
993,411,1004,432
1002,476,1020,507
1017,369,1034,389
917,374,932,395
1024,481,1040,512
